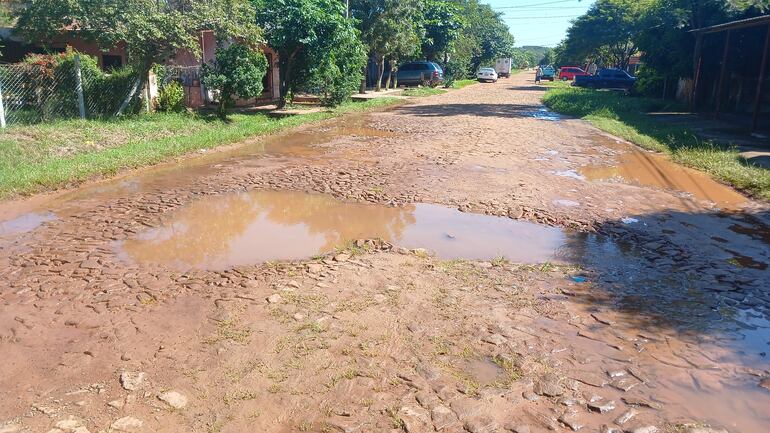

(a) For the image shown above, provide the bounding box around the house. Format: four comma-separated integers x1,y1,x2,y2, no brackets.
0,27,281,108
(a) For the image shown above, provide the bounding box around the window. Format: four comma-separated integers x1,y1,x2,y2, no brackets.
102,55,123,71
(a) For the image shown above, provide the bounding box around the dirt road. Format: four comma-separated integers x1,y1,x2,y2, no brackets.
1,72,769,433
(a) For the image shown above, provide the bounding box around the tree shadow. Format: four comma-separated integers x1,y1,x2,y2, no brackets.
557,206,770,358
508,85,548,92
392,103,555,119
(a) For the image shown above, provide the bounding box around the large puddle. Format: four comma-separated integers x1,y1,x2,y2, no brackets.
580,142,747,208
117,190,567,270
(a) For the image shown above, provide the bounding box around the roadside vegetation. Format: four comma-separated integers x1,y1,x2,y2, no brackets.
0,98,401,198
450,79,478,89
3,0,517,199
402,87,448,97
542,84,770,200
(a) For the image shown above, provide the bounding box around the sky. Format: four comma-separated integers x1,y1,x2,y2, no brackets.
485,0,595,48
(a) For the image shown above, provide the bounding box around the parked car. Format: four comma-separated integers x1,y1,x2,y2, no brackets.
558,66,589,81
384,61,444,86
573,68,636,90
540,65,556,81
494,58,512,78
477,67,498,83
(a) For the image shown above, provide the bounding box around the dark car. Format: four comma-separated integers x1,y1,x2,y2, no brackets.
385,61,444,86
573,68,636,90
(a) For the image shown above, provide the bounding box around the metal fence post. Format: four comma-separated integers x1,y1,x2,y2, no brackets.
74,55,86,120
0,77,6,128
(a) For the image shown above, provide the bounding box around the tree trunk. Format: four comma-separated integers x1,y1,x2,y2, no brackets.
278,47,301,109
385,59,394,90
360,64,367,94
375,55,385,92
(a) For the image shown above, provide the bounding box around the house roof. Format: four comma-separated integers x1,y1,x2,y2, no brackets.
690,14,770,34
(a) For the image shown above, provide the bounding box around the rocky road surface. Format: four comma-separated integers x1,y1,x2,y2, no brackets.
1,72,769,433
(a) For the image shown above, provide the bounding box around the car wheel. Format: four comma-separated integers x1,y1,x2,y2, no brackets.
562,77,568,81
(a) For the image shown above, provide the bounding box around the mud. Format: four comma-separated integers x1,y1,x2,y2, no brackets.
580,137,747,208
118,190,567,270
1,72,769,433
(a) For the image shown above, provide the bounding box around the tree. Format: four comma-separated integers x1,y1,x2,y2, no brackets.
254,0,366,107
351,0,422,91
420,0,464,63
560,0,651,70
14,0,261,96
450,0,514,76
202,43,268,118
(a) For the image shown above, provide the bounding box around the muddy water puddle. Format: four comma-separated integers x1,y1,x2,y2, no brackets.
117,190,567,270
581,137,747,208
0,212,56,237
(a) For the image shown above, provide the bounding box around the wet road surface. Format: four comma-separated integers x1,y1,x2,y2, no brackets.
0,72,769,433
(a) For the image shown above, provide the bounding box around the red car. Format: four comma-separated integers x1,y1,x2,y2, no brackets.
558,66,589,81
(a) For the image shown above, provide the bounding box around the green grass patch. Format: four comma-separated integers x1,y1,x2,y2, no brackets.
0,97,402,198
542,85,770,200
450,79,478,89
401,87,448,97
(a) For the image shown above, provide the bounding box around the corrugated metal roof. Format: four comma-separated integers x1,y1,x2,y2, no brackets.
690,14,770,34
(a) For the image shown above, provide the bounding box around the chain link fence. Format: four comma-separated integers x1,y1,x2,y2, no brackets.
0,56,144,127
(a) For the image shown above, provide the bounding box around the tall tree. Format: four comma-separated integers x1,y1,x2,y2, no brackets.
420,0,464,63
351,0,422,91
560,0,651,70
254,0,366,107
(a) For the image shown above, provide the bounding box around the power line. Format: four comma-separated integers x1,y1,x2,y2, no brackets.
493,0,576,9
503,15,580,19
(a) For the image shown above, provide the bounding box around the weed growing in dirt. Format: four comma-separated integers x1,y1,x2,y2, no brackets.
204,318,252,345
401,87,448,97
542,86,770,200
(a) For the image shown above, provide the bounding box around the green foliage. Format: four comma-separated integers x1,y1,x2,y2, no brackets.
14,0,261,75
420,0,464,62
156,81,185,113
201,44,268,117
256,0,366,107
446,0,515,77
19,49,139,121
352,0,423,90
511,48,537,69
559,0,650,69
308,28,368,106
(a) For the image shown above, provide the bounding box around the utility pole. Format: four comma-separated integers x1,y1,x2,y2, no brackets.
346,0,349,18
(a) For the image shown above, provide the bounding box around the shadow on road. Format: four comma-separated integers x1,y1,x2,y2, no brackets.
558,206,770,360
393,103,553,118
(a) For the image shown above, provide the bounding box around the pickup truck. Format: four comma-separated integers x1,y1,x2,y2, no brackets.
573,68,636,90
540,65,556,81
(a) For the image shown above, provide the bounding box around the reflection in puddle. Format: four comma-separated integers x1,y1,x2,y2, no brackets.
0,212,56,236
581,148,747,208
521,108,562,121
118,190,567,270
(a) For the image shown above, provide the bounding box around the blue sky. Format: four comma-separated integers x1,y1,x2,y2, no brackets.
485,0,594,47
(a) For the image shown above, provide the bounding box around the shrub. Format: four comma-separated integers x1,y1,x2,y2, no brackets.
20,48,140,120
307,33,367,107
201,43,268,118
157,81,185,112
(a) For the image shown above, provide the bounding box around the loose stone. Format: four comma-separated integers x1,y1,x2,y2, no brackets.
588,400,616,414
110,417,143,432
158,391,188,409
119,371,146,391
613,409,638,425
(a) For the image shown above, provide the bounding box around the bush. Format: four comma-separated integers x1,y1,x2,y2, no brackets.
308,33,367,107
20,48,140,120
156,81,185,112
202,44,268,118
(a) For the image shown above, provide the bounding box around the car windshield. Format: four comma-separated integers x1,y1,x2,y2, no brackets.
480,68,494,72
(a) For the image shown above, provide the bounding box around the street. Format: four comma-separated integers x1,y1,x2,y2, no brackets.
1,72,769,433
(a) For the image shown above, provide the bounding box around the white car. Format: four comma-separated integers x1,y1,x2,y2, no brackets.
477,67,498,82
